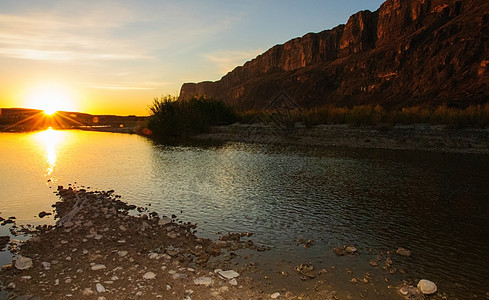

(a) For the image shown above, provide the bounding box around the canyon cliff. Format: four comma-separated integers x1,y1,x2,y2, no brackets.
180,0,489,109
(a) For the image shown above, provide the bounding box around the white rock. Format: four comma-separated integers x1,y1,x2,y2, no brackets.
15,256,33,270
166,285,171,290
345,246,358,254
229,278,238,286
143,271,156,280
148,252,158,259
271,292,281,299
41,261,51,270
91,264,106,271
417,279,437,295
194,276,213,286
117,251,128,257
158,217,172,226
96,283,106,293
219,270,240,279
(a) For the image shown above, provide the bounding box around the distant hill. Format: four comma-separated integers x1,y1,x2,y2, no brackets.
180,0,489,110
0,108,147,132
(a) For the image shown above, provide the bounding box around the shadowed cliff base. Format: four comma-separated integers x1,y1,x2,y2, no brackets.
193,124,489,154
180,0,489,110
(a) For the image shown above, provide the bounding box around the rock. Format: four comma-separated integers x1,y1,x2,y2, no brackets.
271,292,281,299
417,279,437,295
42,261,51,270
172,273,187,280
158,217,172,226
194,276,213,286
63,221,74,228
119,225,127,231
229,278,238,286
96,283,106,293
117,251,128,257
38,211,52,218
91,264,106,271
143,271,156,279
83,288,95,296
0,236,10,249
345,246,358,254
167,232,177,239
369,261,378,267
218,270,240,279
396,247,412,257
15,256,33,270
148,252,158,259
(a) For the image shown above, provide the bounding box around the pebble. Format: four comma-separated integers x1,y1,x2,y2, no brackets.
271,292,281,299
229,278,238,286
63,221,74,228
148,252,159,259
82,288,94,296
15,256,33,270
117,251,128,257
194,276,213,286
96,283,106,293
418,279,437,295
158,217,172,225
119,225,127,231
42,261,51,270
167,232,177,239
143,271,156,279
219,270,240,279
172,273,187,280
91,264,106,271
396,247,412,257
345,246,358,254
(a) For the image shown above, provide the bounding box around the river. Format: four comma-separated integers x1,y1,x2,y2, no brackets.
0,129,488,299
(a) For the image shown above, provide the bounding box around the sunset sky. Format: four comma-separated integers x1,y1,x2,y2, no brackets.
0,0,384,116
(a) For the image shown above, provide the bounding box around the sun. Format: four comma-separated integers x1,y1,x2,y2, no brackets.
24,83,77,115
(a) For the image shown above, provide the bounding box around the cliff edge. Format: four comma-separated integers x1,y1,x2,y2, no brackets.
180,0,489,109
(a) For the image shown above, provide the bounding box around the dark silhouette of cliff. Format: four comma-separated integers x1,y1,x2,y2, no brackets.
180,0,489,109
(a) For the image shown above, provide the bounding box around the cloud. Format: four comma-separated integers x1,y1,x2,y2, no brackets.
205,49,263,74
78,81,171,91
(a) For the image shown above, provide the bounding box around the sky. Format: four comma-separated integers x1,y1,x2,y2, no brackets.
0,0,384,116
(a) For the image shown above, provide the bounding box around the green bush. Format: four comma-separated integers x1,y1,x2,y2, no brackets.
147,96,237,137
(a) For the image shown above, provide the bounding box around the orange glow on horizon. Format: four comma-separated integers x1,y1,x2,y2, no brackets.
23,83,78,114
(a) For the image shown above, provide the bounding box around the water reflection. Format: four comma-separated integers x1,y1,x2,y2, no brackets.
33,128,66,176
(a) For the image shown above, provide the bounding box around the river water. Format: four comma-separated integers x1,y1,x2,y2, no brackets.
0,129,488,299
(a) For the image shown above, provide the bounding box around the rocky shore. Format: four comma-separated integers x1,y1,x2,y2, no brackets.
194,124,489,154
0,187,294,299
0,186,451,299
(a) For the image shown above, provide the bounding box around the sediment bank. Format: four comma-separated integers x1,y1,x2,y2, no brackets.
193,124,489,154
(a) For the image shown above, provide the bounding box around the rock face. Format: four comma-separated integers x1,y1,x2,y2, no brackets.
180,0,489,109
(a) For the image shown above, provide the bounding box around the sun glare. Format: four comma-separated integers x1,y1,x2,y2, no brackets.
24,83,77,114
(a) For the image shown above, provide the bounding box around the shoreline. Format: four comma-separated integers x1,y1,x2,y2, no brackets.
0,186,446,299
0,187,296,299
193,124,489,154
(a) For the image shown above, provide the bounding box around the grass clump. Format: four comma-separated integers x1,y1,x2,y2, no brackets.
147,95,237,138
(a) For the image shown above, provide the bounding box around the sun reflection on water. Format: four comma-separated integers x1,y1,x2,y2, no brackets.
33,127,66,176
